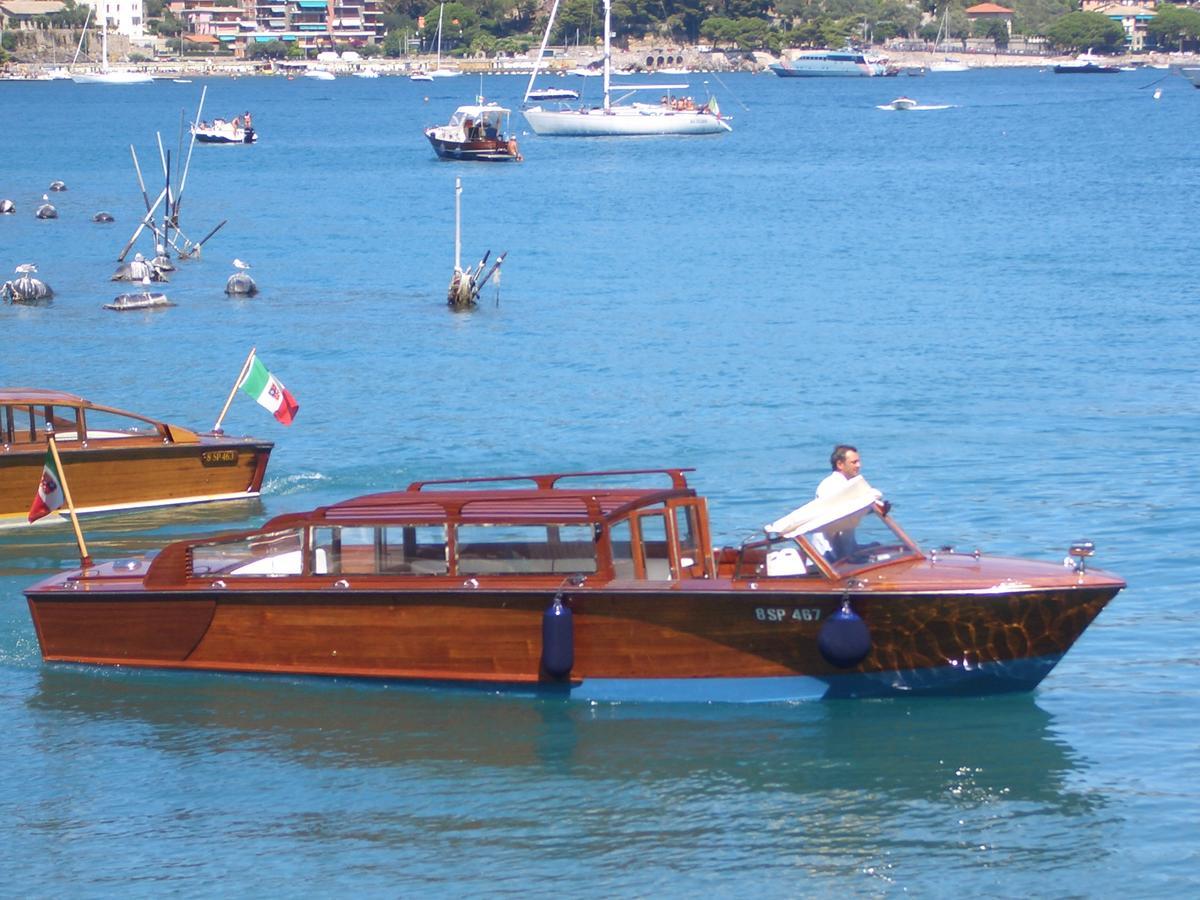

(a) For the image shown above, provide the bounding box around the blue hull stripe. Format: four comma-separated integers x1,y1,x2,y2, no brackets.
567,654,1066,703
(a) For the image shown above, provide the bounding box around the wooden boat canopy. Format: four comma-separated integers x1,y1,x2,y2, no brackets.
139,468,712,587
1,387,203,445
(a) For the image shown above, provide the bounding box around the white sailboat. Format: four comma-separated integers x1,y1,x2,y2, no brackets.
928,5,970,73
522,0,730,136
71,8,153,84
429,3,460,78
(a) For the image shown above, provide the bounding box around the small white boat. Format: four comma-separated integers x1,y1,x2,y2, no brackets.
191,116,257,144
929,58,969,73
410,70,434,82
526,87,580,102
887,96,918,110
304,69,336,81
105,292,173,311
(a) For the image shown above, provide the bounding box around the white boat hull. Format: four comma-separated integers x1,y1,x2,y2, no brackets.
523,104,730,136
70,70,154,85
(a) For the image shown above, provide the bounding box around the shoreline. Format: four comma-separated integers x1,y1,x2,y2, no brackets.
3,47,1199,79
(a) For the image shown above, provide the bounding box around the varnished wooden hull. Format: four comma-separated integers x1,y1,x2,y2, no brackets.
26,579,1119,701
1,438,272,526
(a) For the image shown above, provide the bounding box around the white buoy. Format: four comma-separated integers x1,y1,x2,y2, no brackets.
1153,88,1162,100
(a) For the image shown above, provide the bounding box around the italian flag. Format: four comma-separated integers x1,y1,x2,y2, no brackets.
28,448,66,523
239,355,299,425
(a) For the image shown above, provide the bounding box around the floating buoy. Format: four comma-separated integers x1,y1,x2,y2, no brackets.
104,292,173,311
1153,88,1162,100
1,263,53,304
541,593,574,678
818,601,871,668
225,259,258,296
35,195,57,219
92,211,115,223
48,180,67,192
0,199,14,214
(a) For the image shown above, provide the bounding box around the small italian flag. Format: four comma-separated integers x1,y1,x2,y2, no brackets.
239,355,299,425
28,448,66,523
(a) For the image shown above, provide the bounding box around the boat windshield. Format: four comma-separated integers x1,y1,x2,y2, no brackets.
797,505,921,575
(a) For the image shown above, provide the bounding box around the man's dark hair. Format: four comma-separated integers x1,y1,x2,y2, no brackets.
830,444,858,471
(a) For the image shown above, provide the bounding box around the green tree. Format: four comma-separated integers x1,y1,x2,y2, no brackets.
1146,5,1200,51
1044,10,1125,52
973,17,1009,47
247,40,291,59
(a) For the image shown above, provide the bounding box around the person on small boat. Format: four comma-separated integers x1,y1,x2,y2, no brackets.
816,444,861,497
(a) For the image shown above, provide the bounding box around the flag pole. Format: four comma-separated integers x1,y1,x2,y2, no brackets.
213,346,256,434
47,435,92,569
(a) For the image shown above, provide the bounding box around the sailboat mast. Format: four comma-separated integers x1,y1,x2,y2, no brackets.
435,3,444,72
71,6,91,67
101,11,108,73
602,0,611,112
522,0,562,104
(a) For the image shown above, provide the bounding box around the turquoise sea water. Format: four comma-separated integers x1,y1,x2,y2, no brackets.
1,68,1198,895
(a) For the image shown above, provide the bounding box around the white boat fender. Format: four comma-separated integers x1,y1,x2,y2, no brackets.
818,600,871,668
541,592,574,678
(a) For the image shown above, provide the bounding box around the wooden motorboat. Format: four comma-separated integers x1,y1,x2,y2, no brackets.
24,469,1124,701
2,389,272,527
425,102,522,162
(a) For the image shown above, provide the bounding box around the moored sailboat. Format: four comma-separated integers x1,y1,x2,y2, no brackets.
521,0,729,137
70,9,153,85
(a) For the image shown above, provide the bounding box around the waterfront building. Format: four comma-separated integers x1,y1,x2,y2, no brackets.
0,0,65,31
964,3,1014,36
1082,0,1157,51
80,0,145,40
172,0,382,57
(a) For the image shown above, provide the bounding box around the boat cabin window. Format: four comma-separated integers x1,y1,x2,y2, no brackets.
673,504,707,578
190,529,306,577
455,524,597,576
799,505,921,575
637,512,674,581
311,525,448,576
81,407,163,441
609,519,635,579
2,404,80,445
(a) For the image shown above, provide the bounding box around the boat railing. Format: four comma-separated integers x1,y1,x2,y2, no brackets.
407,467,694,492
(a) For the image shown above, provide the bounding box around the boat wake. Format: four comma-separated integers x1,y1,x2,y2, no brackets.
263,471,332,495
